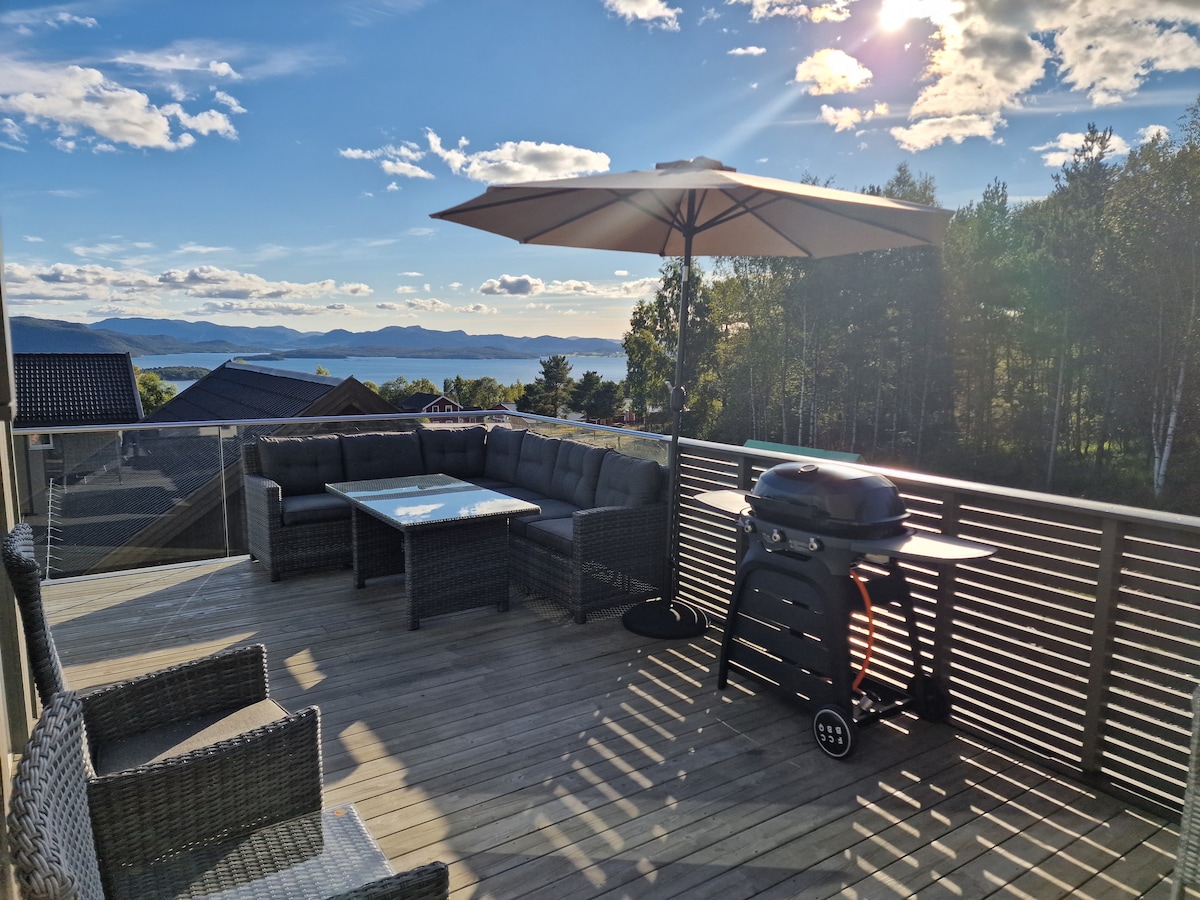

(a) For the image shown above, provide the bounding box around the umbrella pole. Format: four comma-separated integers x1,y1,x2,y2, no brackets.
622,223,708,639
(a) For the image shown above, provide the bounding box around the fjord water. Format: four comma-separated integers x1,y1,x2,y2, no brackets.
137,353,629,390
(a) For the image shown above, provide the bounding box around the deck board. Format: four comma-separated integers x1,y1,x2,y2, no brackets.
41,558,1185,898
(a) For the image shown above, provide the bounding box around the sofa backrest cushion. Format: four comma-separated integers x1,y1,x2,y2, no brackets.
418,426,486,478
595,452,664,508
341,431,423,482
514,432,561,493
257,435,346,497
549,440,608,508
483,427,525,483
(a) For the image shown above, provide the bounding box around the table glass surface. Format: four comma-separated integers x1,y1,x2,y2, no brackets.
108,805,392,900
327,474,539,527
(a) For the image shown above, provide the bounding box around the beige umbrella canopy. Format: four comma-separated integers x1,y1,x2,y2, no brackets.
431,157,954,637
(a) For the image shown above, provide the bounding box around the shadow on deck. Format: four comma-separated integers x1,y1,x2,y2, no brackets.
41,559,1184,899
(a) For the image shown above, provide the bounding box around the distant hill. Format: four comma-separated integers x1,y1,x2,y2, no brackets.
14,317,625,358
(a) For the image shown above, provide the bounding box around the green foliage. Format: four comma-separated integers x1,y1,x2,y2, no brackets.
133,368,176,415
519,355,574,416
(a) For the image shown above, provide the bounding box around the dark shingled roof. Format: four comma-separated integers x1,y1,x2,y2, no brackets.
143,360,398,422
14,352,144,428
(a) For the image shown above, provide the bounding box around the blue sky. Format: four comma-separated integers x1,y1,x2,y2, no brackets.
2,0,1199,340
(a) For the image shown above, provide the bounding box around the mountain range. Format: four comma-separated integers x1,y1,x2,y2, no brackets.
11,317,625,358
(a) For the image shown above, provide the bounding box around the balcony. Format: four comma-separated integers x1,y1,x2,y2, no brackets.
16,413,1200,896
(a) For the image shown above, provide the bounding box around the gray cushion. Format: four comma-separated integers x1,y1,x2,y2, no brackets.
509,497,579,533
418,426,486,478
483,427,525,483
549,440,607,508
521,517,575,556
95,699,288,774
280,494,351,526
257,435,346,497
595,453,664,507
514,432,561,493
341,431,423,481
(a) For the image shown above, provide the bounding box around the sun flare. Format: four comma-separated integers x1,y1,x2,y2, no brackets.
878,0,955,31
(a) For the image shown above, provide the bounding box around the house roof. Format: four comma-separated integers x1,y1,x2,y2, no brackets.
395,392,461,413
13,352,144,428
143,360,399,423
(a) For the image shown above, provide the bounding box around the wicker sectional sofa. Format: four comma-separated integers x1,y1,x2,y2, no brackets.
242,426,667,623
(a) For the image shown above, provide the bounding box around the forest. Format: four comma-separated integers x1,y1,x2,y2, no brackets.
621,99,1200,513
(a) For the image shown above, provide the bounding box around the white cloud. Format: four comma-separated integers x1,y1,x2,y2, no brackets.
819,101,888,132
602,0,682,31
176,242,231,254
0,62,236,150
425,130,611,184
727,0,812,20
114,48,242,80
888,1,1200,151
404,298,453,311
891,113,1003,152
339,141,434,179
479,274,545,296
184,299,353,316
809,1,851,23
213,91,246,114
794,49,872,95
402,271,423,277
87,303,169,317
5,259,383,311
1138,124,1170,144
1031,130,1131,168
456,302,498,315
728,46,766,56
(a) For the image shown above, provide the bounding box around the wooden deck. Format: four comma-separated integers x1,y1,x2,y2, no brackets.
41,557,1185,899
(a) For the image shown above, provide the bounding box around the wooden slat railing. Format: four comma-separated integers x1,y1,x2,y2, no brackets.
674,437,1200,819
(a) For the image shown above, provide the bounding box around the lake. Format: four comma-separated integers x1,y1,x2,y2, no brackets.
137,353,629,391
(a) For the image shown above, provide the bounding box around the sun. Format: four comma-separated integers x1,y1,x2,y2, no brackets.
878,0,954,32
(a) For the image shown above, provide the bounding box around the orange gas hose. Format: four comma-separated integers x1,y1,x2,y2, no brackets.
850,569,875,693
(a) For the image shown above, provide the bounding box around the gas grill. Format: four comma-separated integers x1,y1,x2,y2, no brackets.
698,462,994,759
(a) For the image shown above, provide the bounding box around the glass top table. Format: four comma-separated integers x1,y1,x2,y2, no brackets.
326,474,540,629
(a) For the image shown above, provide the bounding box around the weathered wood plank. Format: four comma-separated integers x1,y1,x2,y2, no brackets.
39,559,1179,900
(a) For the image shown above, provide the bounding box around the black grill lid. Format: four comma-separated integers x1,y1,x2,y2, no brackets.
749,462,909,539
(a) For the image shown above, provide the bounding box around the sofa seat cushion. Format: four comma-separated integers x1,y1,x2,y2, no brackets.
595,453,663,507
514,432,560,494
280,494,351,527
418,426,486,478
258,435,346,497
483,427,525,483
549,441,608,508
95,699,288,774
520,517,575,557
509,498,579,539
341,431,423,481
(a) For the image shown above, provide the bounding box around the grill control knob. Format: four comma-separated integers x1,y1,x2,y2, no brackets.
807,537,824,552
741,519,756,535
769,528,785,545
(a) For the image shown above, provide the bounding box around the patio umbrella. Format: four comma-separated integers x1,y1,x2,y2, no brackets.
430,156,954,638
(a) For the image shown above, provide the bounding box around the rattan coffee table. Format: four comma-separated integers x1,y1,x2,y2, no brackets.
326,474,540,629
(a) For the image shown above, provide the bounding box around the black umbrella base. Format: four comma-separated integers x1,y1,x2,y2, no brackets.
622,599,709,639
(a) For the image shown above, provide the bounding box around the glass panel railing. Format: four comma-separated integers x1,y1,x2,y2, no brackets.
12,413,669,579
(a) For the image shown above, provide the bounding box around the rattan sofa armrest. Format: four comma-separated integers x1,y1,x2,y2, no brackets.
80,643,271,746
573,503,667,554
89,705,322,870
325,862,450,900
244,473,285,518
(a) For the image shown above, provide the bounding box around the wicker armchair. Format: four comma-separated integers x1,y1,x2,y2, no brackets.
2,522,321,867
1173,683,1200,899
8,691,450,900
242,441,353,581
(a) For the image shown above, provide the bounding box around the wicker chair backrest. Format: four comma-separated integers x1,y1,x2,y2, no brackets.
1174,683,1200,899
3,523,66,705
8,690,106,900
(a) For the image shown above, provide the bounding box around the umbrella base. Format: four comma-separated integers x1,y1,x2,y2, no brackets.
622,599,708,639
